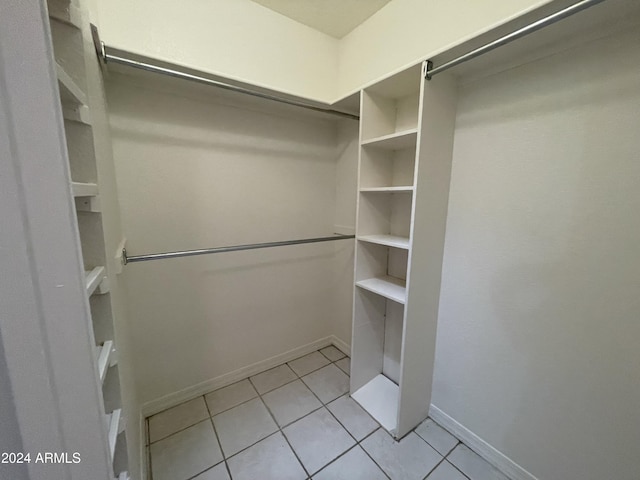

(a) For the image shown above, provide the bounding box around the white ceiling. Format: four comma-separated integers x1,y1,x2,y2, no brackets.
250,0,392,38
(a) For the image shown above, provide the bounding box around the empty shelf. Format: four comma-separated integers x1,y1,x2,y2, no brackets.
63,104,92,125
48,0,82,29
106,409,122,461
352,374,399,433
356,275,406,304
72,182,98,197
56,63,87,107
84,266,106,296
360,186,414,193
96,340,115,384
358,234,409,250
361,129,417,150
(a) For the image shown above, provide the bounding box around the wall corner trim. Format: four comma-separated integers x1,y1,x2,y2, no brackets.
429,405,539,480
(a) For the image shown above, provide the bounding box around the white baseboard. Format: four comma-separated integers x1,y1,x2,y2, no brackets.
330,335,351,356
141,336,337,417
429,405,538,480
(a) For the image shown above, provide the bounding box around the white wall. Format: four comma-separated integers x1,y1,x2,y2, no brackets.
433,27,640,480
95,0,339,102
106,74,357,406
338,0,553,97
93,0,558,102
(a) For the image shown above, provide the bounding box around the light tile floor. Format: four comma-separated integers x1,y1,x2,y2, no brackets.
147,347,509,480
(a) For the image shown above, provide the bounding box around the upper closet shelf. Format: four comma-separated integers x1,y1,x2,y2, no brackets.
56,63,88,107
85,266,108,296
361,129,417,150
358,234,409,250
360,186,414,193
72,181,98,197
356,275,406,304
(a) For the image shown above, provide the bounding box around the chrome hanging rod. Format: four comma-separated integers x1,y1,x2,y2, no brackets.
123,234,355,264
425,0,605,79
99,48,359,121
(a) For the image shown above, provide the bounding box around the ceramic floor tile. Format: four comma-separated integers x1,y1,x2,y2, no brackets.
320,345,346,362
191,462,231,480
288,351,330,377
361,429,442,480
313,446,387,480
250,364,297,394
227,432,307,480
148,397,210,443
326,395,378,441
415,419,459,456
427,460,469,480
283,407,355,475
150,420,222,480
262,379,322,427
302,364,350,404
212,398,278,457
205,379,258,416
448,444,508,480
335,357,351,375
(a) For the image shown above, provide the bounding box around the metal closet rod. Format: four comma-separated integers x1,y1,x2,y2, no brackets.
123,234,355,264
102,49,359,121
426,0,605,78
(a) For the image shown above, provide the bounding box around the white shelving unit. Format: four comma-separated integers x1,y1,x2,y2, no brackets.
360,129,418,150
351,62,458,438
56,62,88,107
96,340,115,384
355,276,406,304
46,0,130,476
84,265,107,295
72,181,99,197
358,234,410,250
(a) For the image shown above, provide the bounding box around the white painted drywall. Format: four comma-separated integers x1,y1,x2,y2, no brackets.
95,0,339,102
338,0,554,97
433,27,640,480
106,73,357,405
93,0,556,102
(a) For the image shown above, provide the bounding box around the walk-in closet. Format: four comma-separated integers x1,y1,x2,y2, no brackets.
2,0,639,479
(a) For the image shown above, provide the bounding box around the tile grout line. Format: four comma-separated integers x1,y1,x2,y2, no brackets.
251,378,313,479
279,355,394,480
146,350,469,480
203,394,233,480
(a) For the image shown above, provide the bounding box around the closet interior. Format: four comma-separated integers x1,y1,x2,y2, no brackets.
4,0,639,478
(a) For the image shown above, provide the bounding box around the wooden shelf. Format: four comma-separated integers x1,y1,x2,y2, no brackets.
72,181,98,197
361,129,417,150
356,275,406,304
352,374,399,433
96,340,115,384
106,408,123,461
84,266,107,296
56,63,87,107
360,186,414,193
358,235,409,250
